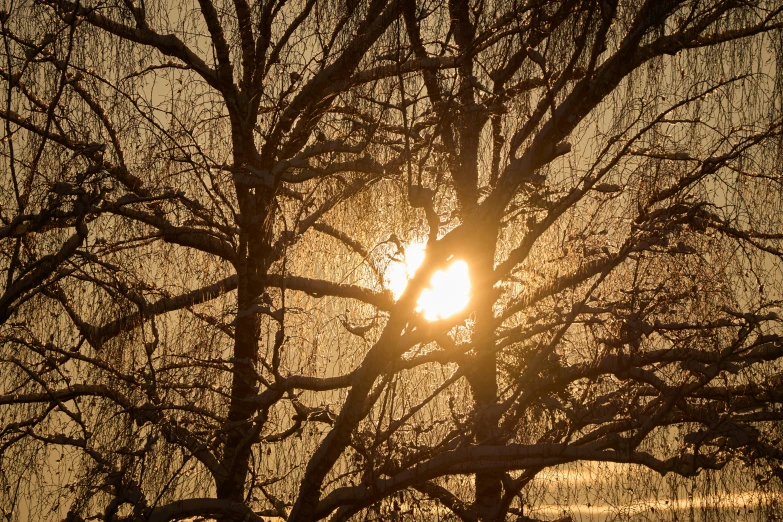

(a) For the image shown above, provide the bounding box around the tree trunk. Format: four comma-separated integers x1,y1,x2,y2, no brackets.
468,354,502,521
467,238,502,521
216,129,275,504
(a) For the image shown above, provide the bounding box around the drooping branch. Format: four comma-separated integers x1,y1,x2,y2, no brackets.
0,222,86,324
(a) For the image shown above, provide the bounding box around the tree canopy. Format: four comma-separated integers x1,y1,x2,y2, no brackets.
2,0,783,520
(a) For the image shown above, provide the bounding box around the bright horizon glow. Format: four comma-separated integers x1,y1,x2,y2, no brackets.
386,242,471,321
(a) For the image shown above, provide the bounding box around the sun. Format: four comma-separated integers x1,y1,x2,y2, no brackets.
386,242,471,321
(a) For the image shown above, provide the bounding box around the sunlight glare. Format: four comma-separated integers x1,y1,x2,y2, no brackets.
386,242,471,321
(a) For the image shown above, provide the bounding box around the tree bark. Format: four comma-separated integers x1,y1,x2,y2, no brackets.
466,233,502,521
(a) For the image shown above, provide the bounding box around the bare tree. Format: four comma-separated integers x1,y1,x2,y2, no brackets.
2,0,783,520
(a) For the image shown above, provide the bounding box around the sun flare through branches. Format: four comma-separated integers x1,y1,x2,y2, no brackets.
386,242,471,321
5,1,783,520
